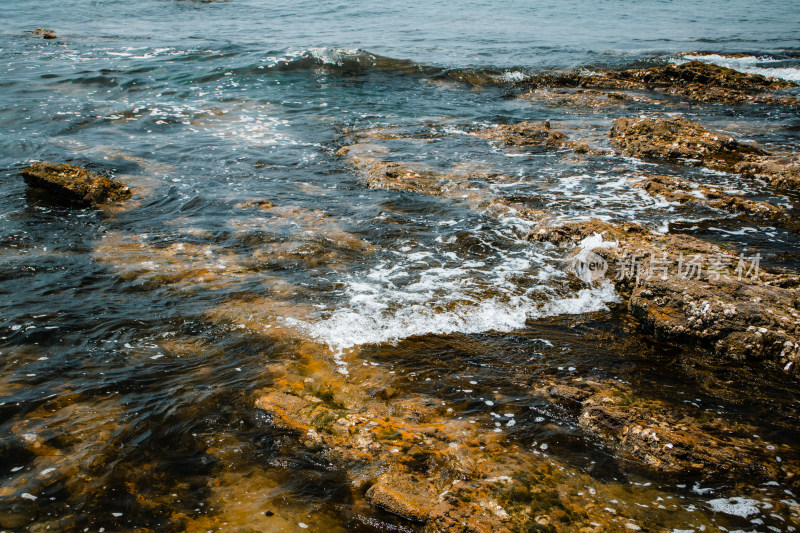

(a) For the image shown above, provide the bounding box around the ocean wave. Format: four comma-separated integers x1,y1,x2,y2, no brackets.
300,240,619,350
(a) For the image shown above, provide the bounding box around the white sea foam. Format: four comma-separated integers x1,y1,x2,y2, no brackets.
301,242,619,350
707,497,762,518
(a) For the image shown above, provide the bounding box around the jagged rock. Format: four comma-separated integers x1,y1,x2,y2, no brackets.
531,218,800,369
736,153,800,191
609,116,766,172
629,276,800,363
580,61,797,104
31,28,57,39
20,161,131,206
475,121,567,148
634,174,786,220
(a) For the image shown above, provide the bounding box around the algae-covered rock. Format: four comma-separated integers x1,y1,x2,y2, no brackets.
609,116,766,172
366,473,438,522
736,153,800,191
581,60,797,104
634,174,786,220
20,161,131,206
475,121,567,148
534,376,798,480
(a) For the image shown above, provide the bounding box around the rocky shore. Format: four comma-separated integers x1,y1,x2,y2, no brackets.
6,51,800,532
303,58,800,529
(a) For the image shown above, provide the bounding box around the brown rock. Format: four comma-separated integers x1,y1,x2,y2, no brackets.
609,116,766,172
581,61,796,104
32,28,57,39
629,276,800,363
736,153,800,191
579,398,783,478
532,217,800,369
366,473,438,522
634,174,786,220
20,161,131,206
475,121,567,148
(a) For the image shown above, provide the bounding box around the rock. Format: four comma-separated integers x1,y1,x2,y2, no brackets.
336,144,445,195
534,376,797,481
475,121,567,148
629,276,800,363
634,174,786,220
531,218,800,370
20,162,131,206
580,61,797,104
521,87,666,109
235,199,274,210
609,116,800,192
366,473,438,522
609,116,766,172
31,28,57,39
736,153,800,191
527,218,648,246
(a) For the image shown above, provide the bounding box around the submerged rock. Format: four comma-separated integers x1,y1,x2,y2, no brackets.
521,87,667,109
20,161,131,206
609,116,766,172
366,473,439,522
534,376,798,481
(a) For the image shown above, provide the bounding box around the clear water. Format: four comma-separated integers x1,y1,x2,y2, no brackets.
1,1,800,531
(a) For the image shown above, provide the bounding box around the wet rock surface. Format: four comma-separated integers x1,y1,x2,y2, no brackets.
737,153,800,191
474,120,567,148
521,87,667,109
531,218,800,372
250,340,761,533
533,376,798,482
609,115,767,173
20,161,131,206
634,173,787,221
579,60,797,104
609,116,800,194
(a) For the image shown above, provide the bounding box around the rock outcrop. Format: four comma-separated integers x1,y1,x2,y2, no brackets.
609,116,766,172
474,120,567,148
736,153,800,191
610,115,800,192
531,219,800,371
31,28,57,39
580,60,797,104
20,162,131,206
634,173,786,221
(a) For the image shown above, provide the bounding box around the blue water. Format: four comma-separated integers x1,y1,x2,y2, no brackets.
2,1,800,531
5,0,800,68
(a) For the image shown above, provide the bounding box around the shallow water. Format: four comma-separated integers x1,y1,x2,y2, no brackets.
2,1,800,531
